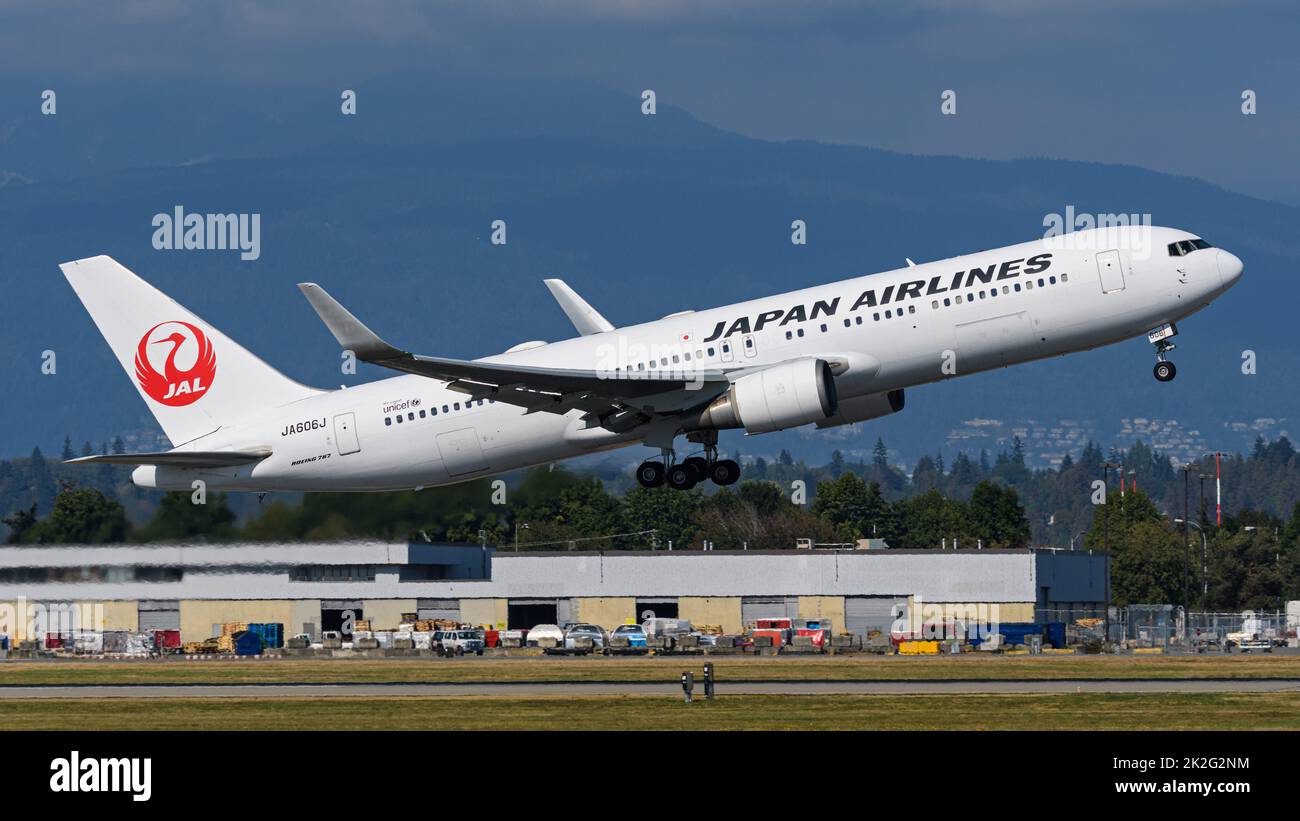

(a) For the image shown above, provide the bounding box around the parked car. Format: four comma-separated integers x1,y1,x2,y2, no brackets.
610,623,648,648
434,629,485,656
525,623,565,647
564,623,609,651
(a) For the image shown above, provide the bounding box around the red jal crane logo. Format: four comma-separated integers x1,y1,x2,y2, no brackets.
135,321,216,406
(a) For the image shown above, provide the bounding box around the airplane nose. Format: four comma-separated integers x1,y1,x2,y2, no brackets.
1217,249,1244,287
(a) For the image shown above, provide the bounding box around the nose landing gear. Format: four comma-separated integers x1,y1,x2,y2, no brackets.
1147,323,1178,382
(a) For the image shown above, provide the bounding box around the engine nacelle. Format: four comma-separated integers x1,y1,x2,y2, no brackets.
696,358,838,434
815,389,905,429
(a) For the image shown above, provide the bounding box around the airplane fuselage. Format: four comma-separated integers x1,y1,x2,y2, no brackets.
133,225,1242,491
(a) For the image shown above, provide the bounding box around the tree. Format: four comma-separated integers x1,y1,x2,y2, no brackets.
893,490,970,550
2,503,39,544
135,491,238,542
24,485,128,544
812,473,891,540
968,480,1031,548
60,437,75,461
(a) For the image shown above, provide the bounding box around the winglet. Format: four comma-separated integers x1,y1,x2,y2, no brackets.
297,283,407,361
543,279,615,336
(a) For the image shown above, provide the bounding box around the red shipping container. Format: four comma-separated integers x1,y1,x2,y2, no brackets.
152,630,181,650
45,633,64,649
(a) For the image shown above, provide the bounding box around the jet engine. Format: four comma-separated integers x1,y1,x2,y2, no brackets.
815,388,904,429
694,358,838,434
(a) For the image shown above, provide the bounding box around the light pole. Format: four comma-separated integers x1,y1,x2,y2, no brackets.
1070,530,1088,551
1175,518,1208,614
514,522,529,552
1100,461,1122,643
1180,463,1192,610
1197,474,1212,529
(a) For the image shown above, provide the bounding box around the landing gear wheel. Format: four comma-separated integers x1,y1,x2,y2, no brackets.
635,461,666,488
1153,361,1176,382
709,459,741,486
682,456,708,479
666,464,698,490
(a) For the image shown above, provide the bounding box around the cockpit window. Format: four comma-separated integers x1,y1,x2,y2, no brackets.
1168,238,1214,256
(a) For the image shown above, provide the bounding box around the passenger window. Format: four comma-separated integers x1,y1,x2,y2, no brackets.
1014,283,1021,292
1049,276,1056,284
908,305,915,314
855,316,863,325
1002,286,1009,294
797,329,805,337
419,409,426,418
820,323,827,332
672,355,679,364
408,412,415,420
442,405,449,413
873,313,880,321
931,300,939,309
955,296,963,304
979,291,986,299
385,417,392,426
1038,278,1045,287
1061,273,1069,282
1026,281,1033,290
396,415,403,424
708,347,716,356
885,310,892,318
943,298,951,307
431,407,438,415
785,331,793,340
684,352,691,361
843,319,851,328
454,403,460,411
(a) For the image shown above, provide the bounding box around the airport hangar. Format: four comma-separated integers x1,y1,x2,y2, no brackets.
0,543,1108,642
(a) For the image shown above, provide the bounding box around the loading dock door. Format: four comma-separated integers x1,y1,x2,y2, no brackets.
508,600,558,630
636,599,679,621
416,599,460,621
844,596,909,641
320,599,364,635
741,596,799,626
138,600,180,632
1096,249,1126,293
334,412,361,455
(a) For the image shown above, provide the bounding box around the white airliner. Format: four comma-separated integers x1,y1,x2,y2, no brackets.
61,225,1242,492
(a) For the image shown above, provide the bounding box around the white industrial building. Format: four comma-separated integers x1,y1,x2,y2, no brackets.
0,542,1107,642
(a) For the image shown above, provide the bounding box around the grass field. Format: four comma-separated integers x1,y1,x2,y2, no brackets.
3,653,1300,686
0,692,1296,730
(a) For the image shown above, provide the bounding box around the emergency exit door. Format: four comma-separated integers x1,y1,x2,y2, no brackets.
333,412,360,455
1096,249,1126,293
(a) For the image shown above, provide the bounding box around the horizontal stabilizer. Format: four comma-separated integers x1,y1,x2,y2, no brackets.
65,448,272,468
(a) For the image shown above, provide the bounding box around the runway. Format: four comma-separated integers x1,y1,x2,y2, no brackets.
4,679,1300,698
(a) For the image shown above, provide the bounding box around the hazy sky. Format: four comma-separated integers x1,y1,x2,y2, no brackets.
3,0,1297,203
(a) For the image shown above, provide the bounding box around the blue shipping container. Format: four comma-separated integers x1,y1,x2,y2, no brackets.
997,623,1043,645
234,631,263,656
247,623,284,649
1042,622,1066,649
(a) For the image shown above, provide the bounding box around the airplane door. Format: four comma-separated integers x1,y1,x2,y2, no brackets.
1096,249,1126,293
742,334,758,358
720,340,735,363
333,412,360,455
437,427,489,477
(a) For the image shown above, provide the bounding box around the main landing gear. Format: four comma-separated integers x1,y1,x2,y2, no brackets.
1148,323,1178,383
636,440,741,491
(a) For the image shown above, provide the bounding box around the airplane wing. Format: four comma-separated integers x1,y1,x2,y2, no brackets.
297,283,729,423
543,279,615,336
65,448,272,468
